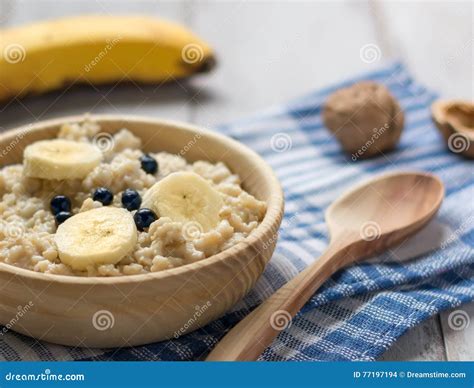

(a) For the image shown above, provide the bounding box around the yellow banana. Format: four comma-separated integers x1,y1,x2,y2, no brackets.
0,15,215,102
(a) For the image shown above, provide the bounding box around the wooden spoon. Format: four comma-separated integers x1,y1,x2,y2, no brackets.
206,171,444,361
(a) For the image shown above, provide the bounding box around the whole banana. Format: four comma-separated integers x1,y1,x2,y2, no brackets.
0,15,215,102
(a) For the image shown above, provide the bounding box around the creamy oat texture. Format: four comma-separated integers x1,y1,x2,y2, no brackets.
0,121,266,276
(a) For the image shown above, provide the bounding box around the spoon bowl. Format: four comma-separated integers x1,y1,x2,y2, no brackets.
206,171,445,361
326,172,445,250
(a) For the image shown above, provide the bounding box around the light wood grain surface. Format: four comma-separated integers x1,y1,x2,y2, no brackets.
0,0,472,360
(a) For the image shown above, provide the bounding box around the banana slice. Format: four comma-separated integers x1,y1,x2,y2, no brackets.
55,207,137,271
23,139,102,180
142,172,223,232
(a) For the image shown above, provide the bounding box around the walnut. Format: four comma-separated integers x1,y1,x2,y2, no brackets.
431,99,474,159
323,81,404,160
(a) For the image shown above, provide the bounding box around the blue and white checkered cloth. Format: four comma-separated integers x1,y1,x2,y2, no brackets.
2,62,473,361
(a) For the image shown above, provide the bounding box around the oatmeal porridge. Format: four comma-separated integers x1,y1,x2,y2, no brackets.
0,120,266,276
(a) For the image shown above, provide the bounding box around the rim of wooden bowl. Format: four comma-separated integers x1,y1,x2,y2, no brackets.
0,114,284,285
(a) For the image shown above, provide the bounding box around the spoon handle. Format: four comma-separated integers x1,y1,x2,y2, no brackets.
206,245,348,361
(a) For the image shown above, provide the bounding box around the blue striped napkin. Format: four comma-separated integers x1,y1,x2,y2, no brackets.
2,62,473,361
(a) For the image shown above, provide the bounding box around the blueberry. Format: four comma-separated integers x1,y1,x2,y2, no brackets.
93,187,114,206
55,211,72,225
121,189,142,211
140,154,158,174
133,208,158,231
50,195,71,215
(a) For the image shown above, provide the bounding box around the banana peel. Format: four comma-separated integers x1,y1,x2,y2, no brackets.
0,15,216,103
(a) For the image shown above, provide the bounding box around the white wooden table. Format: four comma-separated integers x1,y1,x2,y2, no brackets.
0,0,472,361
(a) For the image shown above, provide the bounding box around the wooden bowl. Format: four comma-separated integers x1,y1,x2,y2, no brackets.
0,115,284,348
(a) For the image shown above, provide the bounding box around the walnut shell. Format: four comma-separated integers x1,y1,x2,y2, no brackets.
431,99,474,159
323,81,404,159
